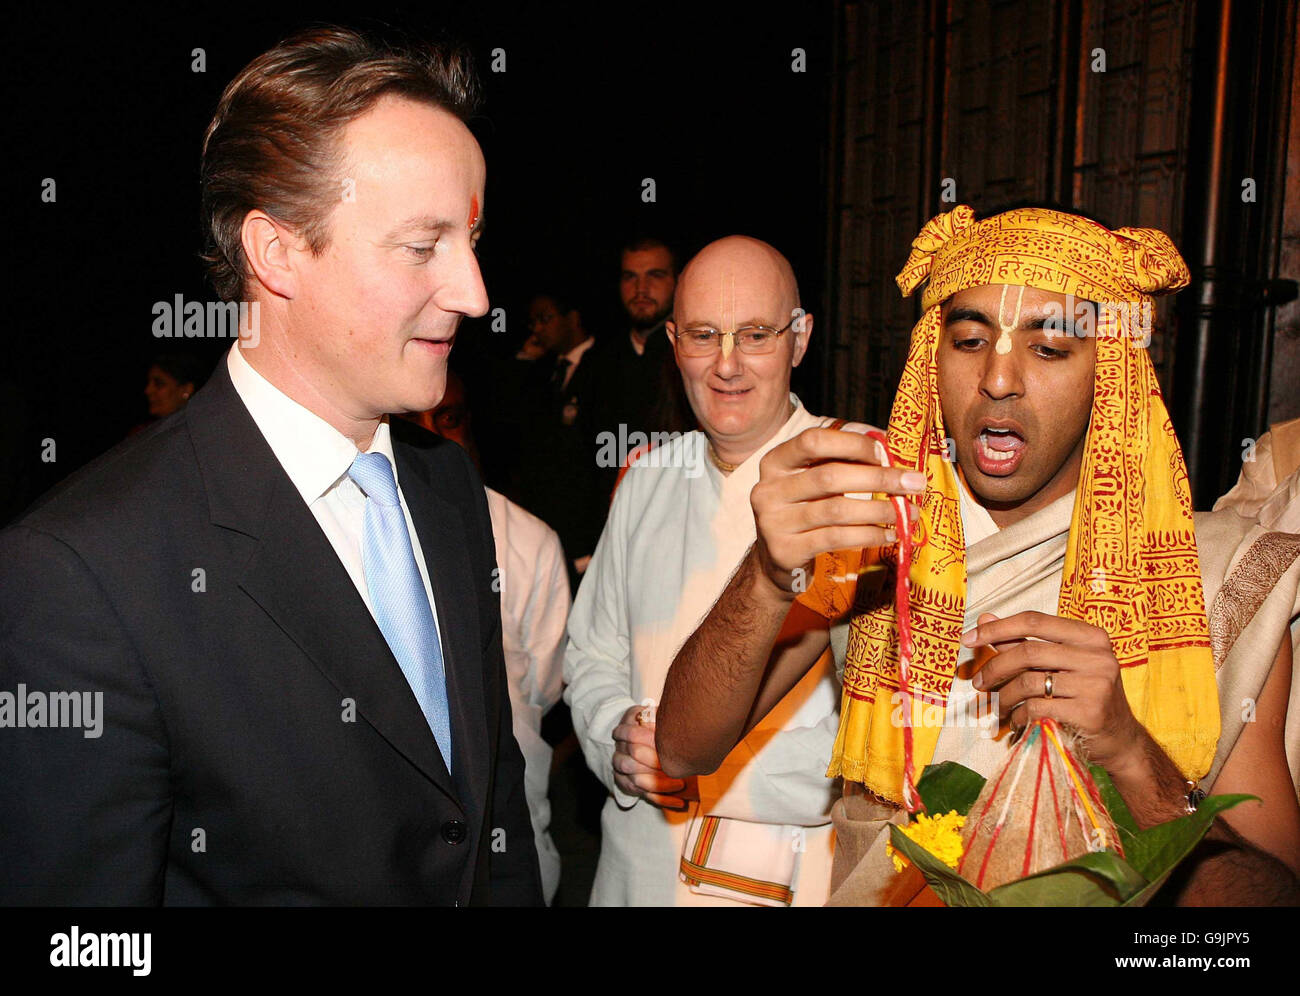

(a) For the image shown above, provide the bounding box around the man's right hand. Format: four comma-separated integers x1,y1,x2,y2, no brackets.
612,704,695,810
750,425,927,600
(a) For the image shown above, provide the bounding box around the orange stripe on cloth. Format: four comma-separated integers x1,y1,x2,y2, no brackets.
678,855,795,906
689,814,721,866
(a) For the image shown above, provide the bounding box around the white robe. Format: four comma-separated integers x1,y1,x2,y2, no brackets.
564,396,841,905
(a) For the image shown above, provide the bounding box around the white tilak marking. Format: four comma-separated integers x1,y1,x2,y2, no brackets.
720,272,736,360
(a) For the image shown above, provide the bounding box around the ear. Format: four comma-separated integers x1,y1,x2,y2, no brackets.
241,209,299,300
791,312,814,367
664,321,682,362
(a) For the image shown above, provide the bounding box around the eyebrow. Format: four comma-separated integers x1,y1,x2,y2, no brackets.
679,317,781,329
1023,314,1083,338
384,213,486,244
385,216,456,240
944,306,993,328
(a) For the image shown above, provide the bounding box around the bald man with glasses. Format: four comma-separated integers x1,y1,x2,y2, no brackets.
563,236,858,906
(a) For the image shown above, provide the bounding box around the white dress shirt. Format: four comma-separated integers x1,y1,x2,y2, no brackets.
225,344,446,653
557,335,595,391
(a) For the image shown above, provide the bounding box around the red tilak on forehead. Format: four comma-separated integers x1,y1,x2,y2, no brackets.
467,194,480,232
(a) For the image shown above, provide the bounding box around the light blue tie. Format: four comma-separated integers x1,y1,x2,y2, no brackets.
348,451,452,772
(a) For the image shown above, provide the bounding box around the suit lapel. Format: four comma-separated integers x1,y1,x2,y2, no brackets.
393,437,489,827
187,361,458,803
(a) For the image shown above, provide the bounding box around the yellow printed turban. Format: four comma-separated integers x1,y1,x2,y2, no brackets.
804,205,1219,803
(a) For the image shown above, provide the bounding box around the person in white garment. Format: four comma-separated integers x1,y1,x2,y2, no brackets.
484,488,567,904
407,371,569,903
564,235,852,906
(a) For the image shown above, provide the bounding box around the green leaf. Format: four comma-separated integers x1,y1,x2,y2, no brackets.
987,851,1145,907
914,761,986,817
1119,794,1255,900
887,824,992,907
1122,875,1176,908
986,868,1122,906
1089,765,1138,836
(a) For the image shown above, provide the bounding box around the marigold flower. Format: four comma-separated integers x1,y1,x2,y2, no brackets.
888,809,966,874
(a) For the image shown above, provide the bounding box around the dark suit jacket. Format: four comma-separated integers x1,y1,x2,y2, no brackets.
513,349,608,574
580,326,691,499
0,360,542,906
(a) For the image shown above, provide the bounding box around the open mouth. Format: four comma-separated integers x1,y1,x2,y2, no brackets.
974,423,1027,476
711,386,752,399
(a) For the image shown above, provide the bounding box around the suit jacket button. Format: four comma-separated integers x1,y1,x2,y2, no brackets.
441,820,467,844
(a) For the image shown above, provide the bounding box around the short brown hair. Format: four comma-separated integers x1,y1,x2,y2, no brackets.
200,26,480,302
621,236,679,275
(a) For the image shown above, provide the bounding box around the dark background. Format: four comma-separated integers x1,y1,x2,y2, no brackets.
9,1,833,516
11,0,1300,515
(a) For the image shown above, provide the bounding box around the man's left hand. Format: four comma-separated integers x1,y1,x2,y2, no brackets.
965,610,1144,773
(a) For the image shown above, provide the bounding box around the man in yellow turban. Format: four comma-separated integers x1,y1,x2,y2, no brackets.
655,205,1300,904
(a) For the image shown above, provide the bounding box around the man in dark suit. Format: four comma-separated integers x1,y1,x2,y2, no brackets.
513,290,605,591
0,27,542,906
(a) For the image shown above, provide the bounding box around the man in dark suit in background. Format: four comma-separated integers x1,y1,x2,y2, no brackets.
582,237,688,499
514,290,605,591
0,27,542,905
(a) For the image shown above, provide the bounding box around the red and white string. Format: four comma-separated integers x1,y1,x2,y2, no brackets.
865,430,925,814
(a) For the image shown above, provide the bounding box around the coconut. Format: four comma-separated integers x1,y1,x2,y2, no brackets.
958,718,1122,891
